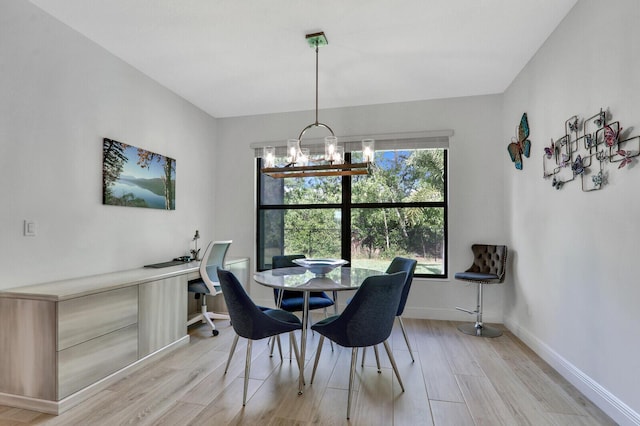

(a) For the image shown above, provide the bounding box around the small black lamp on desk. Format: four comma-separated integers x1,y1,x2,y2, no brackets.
191,229,201,261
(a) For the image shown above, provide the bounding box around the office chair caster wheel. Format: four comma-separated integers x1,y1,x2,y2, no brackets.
212,329,219,336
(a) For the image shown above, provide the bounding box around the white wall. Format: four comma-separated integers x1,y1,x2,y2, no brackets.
502,0,640,423
0,0,219,289
216,95,507,319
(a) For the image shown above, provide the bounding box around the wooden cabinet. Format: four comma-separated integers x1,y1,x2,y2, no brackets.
58,324,138,399
0,287,141,401
58,286,138,350
138,276,187,357
0,257,248,414
0,298,57,401
57,286,139,398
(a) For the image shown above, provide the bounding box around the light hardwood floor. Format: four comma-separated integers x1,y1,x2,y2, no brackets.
0,318,616,425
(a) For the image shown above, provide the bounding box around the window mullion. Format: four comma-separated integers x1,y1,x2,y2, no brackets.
341,153,352,263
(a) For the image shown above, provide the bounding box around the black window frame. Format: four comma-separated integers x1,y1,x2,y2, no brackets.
256,150,448,279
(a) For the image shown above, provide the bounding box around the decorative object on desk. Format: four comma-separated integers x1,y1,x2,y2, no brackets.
191,229,201,261
103,138,175,210
144,259,189,268
292,258,348,276
259,31,375,179
542,107,639,192
507,112,532,170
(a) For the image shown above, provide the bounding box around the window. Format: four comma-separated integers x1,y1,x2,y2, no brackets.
256,137,448,278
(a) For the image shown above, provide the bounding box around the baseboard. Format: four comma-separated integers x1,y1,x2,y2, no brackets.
250,300,505,324
505,318,640,426
403,306,503,323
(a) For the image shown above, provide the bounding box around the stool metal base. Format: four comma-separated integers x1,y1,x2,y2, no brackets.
457,322,503,338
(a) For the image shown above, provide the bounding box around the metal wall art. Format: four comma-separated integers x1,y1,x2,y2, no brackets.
507,112,532,170
543,108,639,191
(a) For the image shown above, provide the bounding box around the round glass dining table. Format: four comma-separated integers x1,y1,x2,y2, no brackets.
253,266,383,394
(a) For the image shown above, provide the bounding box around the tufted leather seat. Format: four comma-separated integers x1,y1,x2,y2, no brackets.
455,244,507,337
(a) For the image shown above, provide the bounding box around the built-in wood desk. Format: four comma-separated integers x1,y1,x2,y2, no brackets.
0,257,248,415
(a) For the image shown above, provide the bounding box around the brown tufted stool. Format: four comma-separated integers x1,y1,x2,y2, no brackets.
455,244,508,337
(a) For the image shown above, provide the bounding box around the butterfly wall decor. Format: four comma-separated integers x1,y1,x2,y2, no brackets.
604,124,622,147
543,108,639,192
571,155,584,175
616,149,634,168
507,113,532,170
544,139,555,159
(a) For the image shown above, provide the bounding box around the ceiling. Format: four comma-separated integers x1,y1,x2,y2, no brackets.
30,0,577,118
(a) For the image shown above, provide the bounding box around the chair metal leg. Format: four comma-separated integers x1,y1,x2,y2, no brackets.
456,282,502,337
383,340,404,392
289,335,292,362
347,347,358,419
290,332,303,384
310,335,325,384
243,340,252,406
224,334,239,374
268,336,274,357
360,346,381,371
322,309,335,352
397,316,415,362
276,335,283,362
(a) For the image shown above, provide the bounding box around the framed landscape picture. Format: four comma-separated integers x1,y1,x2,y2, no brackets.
102,138,176,210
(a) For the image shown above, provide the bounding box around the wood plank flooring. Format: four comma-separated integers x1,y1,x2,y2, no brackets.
0,319,616,425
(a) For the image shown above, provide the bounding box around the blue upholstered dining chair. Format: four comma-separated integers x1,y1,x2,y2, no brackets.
270,254,336,356
271,255,335,314
217,268,302,406
361,257,418,367
389,257,418,359
309,271,407,419
186,240,232,336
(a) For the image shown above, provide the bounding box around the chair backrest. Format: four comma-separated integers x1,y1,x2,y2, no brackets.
465,244,508,282
217,268,301,340
386,257,418,316
199,240,232,293
272,254,306,269
325,271,406,348
271,254,306,302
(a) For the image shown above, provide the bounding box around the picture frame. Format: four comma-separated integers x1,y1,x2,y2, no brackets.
102,138,176,210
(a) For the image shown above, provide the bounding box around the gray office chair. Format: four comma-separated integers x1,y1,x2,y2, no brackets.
186,240,232,336
455,244,508,337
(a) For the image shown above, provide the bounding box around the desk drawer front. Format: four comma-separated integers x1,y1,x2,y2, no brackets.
58,286,138,351
58,323,138,399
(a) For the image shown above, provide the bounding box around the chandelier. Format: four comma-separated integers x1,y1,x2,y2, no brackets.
261,31,375,178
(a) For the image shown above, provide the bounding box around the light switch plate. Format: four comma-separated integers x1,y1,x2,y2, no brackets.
24,220,37,237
